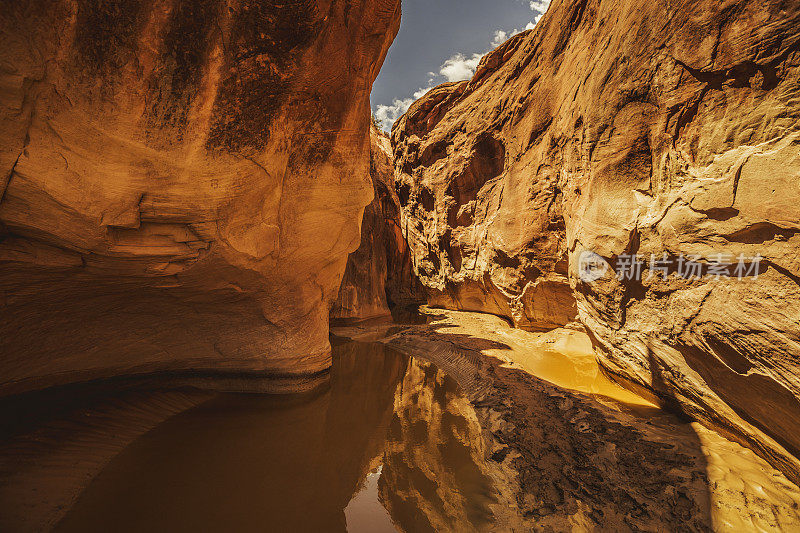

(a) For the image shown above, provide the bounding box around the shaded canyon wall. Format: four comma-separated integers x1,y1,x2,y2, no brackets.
0,0,401,395
331,125,424,320
392,0,800,481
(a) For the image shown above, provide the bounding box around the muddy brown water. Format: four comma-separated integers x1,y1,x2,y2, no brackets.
0,340,497,532
3,330,800,532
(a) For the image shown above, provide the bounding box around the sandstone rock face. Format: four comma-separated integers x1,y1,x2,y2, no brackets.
393,0,800,481
393,77,577,332
0,0,400,395
331,125,423,320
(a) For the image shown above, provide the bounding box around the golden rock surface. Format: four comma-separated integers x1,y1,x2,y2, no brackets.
0,0,401,394
392,0,800,482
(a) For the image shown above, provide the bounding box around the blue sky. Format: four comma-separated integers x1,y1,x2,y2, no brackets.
371,0,551,130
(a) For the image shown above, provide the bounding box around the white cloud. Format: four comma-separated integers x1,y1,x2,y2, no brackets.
530,0,550,12
491,30,510,48
373,3,552,130
374,98,413,131
491,20,537,48
413,86,434,99
439,53,484,82
373,86,435,130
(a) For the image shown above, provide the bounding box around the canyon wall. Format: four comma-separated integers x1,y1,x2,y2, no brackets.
0,0,401,395
393,0,800,480
331,125,423,320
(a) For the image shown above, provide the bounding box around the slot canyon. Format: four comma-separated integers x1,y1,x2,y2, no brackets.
1,0,800,531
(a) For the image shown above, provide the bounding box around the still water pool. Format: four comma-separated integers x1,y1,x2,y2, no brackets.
0,340,497,532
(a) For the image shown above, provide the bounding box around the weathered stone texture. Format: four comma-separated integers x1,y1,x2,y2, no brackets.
331,125,424,320
393,0,800,481
0,0,401,394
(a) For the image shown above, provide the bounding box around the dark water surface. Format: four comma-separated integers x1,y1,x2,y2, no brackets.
0,340,496,532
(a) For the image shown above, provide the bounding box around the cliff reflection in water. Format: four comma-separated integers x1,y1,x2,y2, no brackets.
381,358,500,532
0,341,503,532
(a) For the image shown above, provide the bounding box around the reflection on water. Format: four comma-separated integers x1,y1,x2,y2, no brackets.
3,331,800,531
381,359,500,532
345,467,396,532
0,341,504,532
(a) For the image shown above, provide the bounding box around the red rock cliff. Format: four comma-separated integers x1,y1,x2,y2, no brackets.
331,124,424,320
0,0,401,394
393,0,800,481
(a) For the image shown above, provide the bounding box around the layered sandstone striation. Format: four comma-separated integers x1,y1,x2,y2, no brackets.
393,0,800,481
0,0,401,394
331,125,423,320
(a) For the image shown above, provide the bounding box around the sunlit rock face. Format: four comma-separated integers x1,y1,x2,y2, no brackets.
392,70,577,333
392,0,800,481
331,125,424,320
0,0,401,395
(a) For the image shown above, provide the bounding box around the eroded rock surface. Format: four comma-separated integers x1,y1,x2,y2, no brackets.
392,59,576,332
331,125,423,320
0,0,400,394
393,0,800,481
